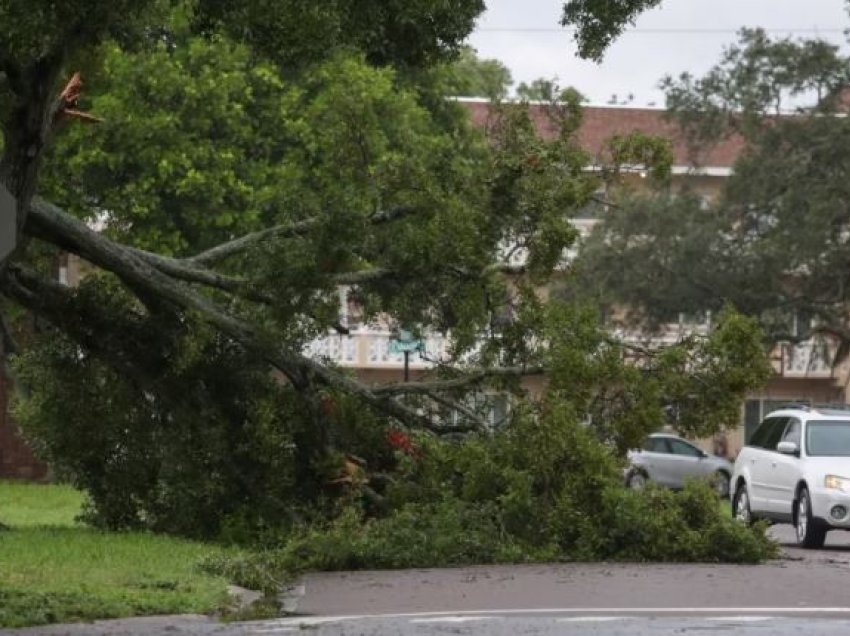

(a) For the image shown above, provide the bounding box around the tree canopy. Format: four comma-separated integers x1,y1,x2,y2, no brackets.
576,27,850,355
560,0,663,61
438,46,513,99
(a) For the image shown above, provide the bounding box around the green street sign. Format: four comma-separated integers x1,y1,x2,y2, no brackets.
389,329,423,355
0,183,15,261
389,339,423,354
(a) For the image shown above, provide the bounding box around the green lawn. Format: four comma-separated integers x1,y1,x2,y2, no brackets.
0,480,84,527
0,481,240,629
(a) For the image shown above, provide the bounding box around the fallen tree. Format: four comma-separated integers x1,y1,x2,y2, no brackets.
1,2,771,539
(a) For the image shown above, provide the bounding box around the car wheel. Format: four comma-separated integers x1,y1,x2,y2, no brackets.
627,470,647,490
796,486,827,549
711,471,731,498
732,482,752,524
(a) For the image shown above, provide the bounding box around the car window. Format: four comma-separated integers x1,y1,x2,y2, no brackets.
644,437,671,453
806,420,850,456
781,419,801,446
749,417,787,450
668,439,702,457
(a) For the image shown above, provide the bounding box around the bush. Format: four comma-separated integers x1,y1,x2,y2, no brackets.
577,481,778,563
13,296,776,566
277,501,550,572
12,324,308,540
204,407,777,584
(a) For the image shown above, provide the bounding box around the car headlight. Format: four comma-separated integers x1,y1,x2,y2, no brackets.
824,475,850,492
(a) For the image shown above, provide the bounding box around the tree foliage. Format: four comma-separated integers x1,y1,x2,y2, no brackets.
433,46,513,100
560,0,663,61
577,28,850,355
0,2,771,541
515,78,586,104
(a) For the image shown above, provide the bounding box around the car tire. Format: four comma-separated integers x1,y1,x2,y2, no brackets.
712,471,731,498
796,486,827,549
732,482,752,525
626,470,648,490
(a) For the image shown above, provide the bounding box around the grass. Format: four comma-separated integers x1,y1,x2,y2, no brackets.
0,480,84,527
0,480,242,629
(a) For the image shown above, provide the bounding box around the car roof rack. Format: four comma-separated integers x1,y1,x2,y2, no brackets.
770,402,850,415
811,403,850,416
780,402,811,411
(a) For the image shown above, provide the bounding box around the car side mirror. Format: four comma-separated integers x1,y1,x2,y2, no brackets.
699,450,708,459
777,441,799,456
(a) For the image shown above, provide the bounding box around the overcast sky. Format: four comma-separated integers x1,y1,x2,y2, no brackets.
467,0,849,106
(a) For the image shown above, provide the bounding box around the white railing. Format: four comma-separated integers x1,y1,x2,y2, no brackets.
306,327,839,384
611,321,711,347
303,334,357,365
305,329,451,368
778,340,835,377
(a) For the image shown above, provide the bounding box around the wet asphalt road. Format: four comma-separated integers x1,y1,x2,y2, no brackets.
5,523,850,636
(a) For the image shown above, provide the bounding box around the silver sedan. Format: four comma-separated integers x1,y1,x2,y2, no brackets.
625,433,733,497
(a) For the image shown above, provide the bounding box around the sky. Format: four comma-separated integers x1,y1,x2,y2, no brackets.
467,0,850,106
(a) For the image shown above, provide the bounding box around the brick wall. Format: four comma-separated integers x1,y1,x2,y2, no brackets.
0,359,48,480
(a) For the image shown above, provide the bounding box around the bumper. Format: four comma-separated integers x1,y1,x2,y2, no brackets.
809,487,850,528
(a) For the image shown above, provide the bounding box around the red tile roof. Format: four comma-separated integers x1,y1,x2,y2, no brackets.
461,100,745,169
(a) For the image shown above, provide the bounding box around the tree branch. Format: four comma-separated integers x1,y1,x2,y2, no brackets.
23,200,543,433
484,262,529,276
417,390,490,432
0,310,18,356
330,268,392,285
24,199,440,430
372,366,543,396
126,246,274,303
189,205,418,266
126,246,350,334
0,264,168,395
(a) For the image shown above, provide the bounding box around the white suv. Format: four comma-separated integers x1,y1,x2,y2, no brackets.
731,405,850,548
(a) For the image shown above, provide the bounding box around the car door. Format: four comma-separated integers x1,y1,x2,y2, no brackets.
665,438,707,488
767,418,802,517
635,437,675,486
746,417,788,511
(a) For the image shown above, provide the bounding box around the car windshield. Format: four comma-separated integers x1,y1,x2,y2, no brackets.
806,420,850,456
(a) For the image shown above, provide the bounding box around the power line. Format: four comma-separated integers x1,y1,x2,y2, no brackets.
477,27,847,34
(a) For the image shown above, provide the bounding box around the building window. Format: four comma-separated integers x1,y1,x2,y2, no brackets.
449,393,510,430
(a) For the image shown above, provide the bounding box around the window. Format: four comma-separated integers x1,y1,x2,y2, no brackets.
668,438,703,457
644,437,671,453
793,310,814,340
781,419,801,446
449,393,510,430
806,420,850,457
744,399,810,443
749,417,787,450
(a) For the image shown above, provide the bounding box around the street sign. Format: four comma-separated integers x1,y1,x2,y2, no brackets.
388,339,423,354
0,183,16,261
388,329,423,355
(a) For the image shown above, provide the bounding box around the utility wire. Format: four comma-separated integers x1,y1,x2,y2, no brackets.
477,27,846,34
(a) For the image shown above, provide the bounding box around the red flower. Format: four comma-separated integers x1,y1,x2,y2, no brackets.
386,430,421,458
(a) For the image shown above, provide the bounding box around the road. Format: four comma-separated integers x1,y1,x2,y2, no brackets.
5,524,850,635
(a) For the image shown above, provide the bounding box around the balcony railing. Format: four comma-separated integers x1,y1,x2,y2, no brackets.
776,340,835,378
304,330,451,368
